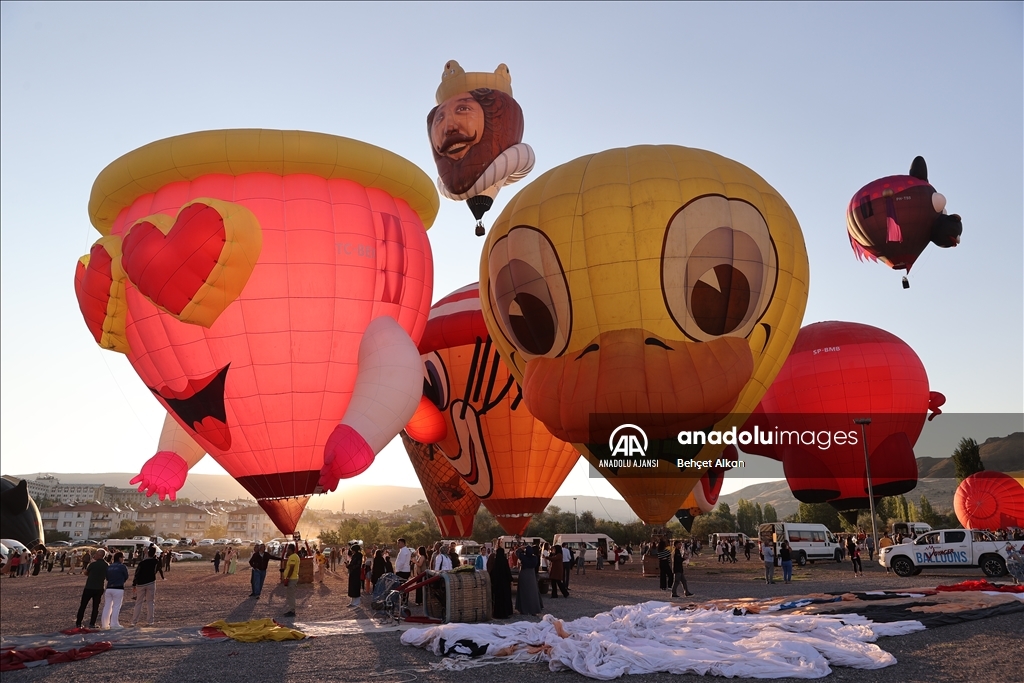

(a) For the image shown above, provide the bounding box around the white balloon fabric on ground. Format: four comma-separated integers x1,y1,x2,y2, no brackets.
400,601,925,679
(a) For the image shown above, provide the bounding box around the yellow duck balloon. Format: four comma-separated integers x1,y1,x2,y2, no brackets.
480,145,809,524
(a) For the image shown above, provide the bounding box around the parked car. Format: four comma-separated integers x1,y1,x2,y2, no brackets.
172,551,202,561
48,540,72,547
160,539,178,547
230,538,242,545
198,539,216,546
214,538,230,545
1,539,30,554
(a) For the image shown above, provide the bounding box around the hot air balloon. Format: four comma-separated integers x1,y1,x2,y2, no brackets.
674,459,730,532
740,321,944,514
406,284,579,535
954,471,1024,530
479,145,810,524
0,477,44,548
399,431,481,538
427,61,535,236
847,156,962,288
75,129,437,533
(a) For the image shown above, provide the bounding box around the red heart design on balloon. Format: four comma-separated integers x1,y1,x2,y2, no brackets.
121,203,227,316
74,236,130,353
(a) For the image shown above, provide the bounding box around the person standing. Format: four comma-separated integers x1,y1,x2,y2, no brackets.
657,541,672,590
212,550,221,573
780,541,793,584
561,545,573,590
489,547,514,618
394,538,412,582
866,535,875,562
76,550,108,629
130,546,163,627
763,543,776,585
412,546,427,605
431,542,453,571
671,540,694,598
514,545,542,616
849,538,863,577
101,552,129,629
548,544,568,598
248,544,271,598
347,543,364,607
282,544,300,617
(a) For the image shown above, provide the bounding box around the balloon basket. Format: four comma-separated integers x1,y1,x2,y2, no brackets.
423,569,491,623
902,276,910,289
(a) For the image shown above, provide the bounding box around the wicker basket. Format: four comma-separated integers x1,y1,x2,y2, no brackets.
423,570,491,624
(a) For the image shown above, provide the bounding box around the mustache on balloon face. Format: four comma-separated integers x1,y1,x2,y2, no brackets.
437,131,478,156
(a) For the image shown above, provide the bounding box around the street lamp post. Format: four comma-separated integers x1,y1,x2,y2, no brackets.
573,497,578,534
854,418,879,556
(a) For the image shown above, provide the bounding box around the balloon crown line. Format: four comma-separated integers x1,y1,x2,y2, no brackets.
436,60,513,104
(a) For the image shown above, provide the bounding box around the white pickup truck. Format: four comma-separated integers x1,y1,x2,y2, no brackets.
879,529,1010,578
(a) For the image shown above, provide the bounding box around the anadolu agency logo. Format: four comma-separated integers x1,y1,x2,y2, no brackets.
601,424,657,468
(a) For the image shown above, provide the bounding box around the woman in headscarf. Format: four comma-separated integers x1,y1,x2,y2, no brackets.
371,548,389,586
514,545,542,616
489,547,514,618
347,543,363,607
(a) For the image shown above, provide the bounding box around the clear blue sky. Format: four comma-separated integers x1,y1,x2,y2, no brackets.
2,3,1020,502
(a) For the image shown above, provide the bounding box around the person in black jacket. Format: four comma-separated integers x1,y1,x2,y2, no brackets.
75,550,108,629
347,544,364,607
129,546,164,627
670,540,694,597
488,548,514,618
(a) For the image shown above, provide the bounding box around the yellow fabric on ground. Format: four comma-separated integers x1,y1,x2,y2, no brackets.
206,618,305,642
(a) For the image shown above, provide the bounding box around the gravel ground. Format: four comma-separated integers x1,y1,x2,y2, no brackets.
2,553,1021,682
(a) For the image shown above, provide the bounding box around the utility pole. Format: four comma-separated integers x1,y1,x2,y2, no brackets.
854,418,879,557
573,497,579,533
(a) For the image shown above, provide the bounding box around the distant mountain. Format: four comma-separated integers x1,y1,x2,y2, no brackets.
7,472,638,522
718,477,962,519
916,432,1023,478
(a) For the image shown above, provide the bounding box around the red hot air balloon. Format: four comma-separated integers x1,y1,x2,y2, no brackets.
847,156,962,288
75,130,437,533
741,321,944,513
954,471,1024,531
400,431,481,538
406,284,579,535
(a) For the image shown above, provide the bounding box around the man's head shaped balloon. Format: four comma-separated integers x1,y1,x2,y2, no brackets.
75,130,437,532
427,61,535,234
479,145,809,523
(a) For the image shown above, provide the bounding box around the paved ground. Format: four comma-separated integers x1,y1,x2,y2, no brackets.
2,552,1021,681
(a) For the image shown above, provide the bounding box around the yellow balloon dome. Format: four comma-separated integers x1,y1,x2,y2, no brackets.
479,145,809,523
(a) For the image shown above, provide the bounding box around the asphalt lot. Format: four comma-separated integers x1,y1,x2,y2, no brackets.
2,551,1021,682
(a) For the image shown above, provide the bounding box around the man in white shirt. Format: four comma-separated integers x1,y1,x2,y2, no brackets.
394,538,412,581
431,541,452,571
562,545,573,590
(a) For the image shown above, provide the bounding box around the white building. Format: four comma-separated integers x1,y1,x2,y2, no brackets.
227,506,281,541
41,503,134,541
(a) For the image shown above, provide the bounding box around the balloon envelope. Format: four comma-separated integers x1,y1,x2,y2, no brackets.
411,284,579,535
400,431,481,538
741,321,939,510
77,130,437,533
954,471,1024,530
479,145,810,524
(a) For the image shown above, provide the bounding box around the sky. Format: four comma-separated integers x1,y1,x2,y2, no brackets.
2,3,1021,506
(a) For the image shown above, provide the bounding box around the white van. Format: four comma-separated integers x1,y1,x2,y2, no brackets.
759,522,842,565
552,533,616,564
891,521,932,538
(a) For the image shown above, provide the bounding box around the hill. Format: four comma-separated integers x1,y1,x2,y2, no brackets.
916,432,1023,478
